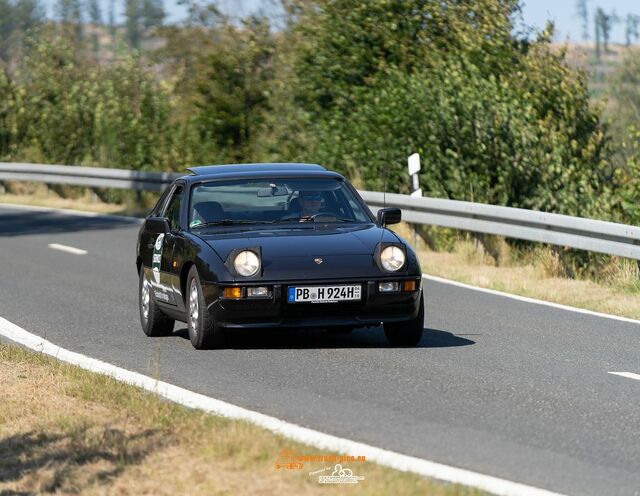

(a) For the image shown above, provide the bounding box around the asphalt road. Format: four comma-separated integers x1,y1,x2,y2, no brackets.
1,205,639,495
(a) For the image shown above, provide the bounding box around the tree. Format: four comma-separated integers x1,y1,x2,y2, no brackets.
108,0,115,38
142,0,164,29
194,16,275,161
87,0,101,53
625,13,639,47
0,69,20,159
56,0,83,42
292,0,612,218
181,0,224,28
125,0,142,49
575,0,589,40
595,8,619,58
295,0,522,114
8,37,184,171
0,0,12,39
595,8,604,60
0,0,44,61
13,0,45,32
152,1,224,101
606,53,640,223
88,0,100,25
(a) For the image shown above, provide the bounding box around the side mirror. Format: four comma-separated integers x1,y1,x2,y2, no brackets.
376,207,401,226
145,217,170,234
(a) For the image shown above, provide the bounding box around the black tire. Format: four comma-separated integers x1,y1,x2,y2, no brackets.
384,292,424,347
139,267,174,337
186,266,225,349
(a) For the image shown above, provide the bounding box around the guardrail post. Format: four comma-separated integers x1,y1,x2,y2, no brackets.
407,153,422,251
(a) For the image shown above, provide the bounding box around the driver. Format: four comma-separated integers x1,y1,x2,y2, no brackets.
299,191,323,216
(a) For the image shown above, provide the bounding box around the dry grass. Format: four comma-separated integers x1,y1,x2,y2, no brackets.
392,222,640,320
0,344,482,495
0,182,150,217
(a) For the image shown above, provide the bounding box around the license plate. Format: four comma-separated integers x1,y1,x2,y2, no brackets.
287,285,361,303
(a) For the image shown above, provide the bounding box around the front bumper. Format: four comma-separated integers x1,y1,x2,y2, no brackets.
202,277,422,329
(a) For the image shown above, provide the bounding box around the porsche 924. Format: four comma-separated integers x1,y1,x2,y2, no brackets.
136,163,424,349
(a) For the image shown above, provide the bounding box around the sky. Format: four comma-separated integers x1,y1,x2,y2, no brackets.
41,0,640,45
520,0,639,44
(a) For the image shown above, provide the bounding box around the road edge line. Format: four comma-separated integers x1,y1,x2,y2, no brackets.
424,274,640,326
609,371,640,381
0,315,564,496
48,243,88,255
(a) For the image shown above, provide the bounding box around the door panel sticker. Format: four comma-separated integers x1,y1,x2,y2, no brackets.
152,233,164,284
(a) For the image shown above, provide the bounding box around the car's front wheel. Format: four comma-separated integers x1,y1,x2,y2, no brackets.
383,292,424,347
139,267,174,337
186,266,225,349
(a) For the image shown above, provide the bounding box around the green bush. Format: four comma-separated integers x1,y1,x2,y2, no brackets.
294,1,613,219
4,35,200,172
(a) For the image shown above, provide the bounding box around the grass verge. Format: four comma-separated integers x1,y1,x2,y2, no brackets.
0,343,481,495
392,223,640,320
0,183,150,217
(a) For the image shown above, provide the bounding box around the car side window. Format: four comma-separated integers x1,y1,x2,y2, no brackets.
150,187,171,217
164,185,184,232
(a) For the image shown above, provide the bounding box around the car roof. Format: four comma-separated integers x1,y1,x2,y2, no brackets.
188,163,325,175
178,163,344,184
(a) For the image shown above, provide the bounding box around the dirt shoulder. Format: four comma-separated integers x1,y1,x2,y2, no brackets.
391,223,640,321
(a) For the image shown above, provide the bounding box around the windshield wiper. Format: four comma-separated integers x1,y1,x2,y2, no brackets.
276,216,357,223
328,217,359,223
191,219,273,228
276,216,313,223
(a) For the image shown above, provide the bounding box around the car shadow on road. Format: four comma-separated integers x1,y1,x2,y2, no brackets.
172,326,475,350
0,209,141,237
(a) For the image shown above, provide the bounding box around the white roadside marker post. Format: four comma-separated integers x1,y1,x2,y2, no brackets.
408,153,422,248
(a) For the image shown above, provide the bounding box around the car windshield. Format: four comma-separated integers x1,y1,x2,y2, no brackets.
188,178,371,228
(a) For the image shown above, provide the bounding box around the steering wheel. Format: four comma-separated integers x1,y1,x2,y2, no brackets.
304,213,338,221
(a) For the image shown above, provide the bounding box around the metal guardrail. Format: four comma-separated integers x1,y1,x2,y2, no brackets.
0,163,180,191
2,163,640,260
361,192,640,260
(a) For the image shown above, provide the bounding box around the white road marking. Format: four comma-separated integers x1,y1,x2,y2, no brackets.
48,243,88,255
0,316,566,496
609,372,640,382
424,274,640,327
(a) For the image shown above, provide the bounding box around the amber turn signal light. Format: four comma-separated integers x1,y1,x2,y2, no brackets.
223,287,243,299
402,280,416,292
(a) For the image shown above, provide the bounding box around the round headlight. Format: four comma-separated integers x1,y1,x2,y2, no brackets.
380,246,405,272
234,250,260,277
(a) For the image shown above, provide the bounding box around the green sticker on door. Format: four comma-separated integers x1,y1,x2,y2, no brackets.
152,233,164,284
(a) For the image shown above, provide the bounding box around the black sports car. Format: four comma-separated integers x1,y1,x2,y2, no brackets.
136,163,424,349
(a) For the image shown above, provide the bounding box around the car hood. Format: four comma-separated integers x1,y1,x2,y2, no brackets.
196,224,403,280
198,224,400,258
